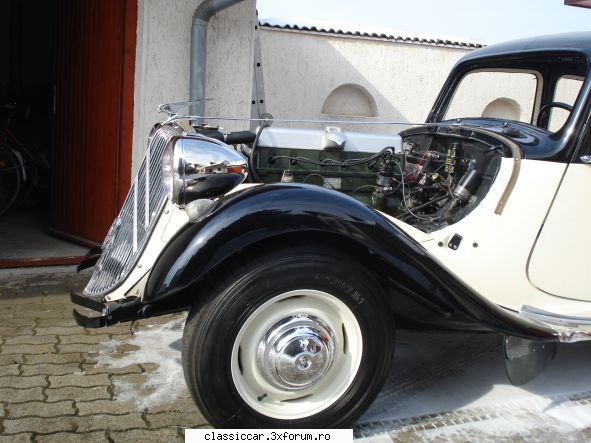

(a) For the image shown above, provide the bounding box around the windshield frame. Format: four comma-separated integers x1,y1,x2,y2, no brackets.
428,50,591,161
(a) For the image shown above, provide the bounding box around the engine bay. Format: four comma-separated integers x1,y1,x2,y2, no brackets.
192,123,505,233
394,126,504,232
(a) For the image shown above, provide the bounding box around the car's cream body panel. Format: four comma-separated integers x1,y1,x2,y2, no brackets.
528,163,591,301
385,158,591,317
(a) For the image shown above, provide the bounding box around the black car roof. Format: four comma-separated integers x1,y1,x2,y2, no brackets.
457,32,591,65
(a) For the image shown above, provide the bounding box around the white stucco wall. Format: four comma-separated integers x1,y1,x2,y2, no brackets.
203,2,257,133
259,28,584,135
132,0,256,174
131,8,581,177
259,28,473,133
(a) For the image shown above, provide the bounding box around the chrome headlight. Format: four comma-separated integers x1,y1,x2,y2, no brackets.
162,134,248,206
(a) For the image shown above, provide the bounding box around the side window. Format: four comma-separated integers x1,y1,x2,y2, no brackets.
444,71,538,124
548,76,584,132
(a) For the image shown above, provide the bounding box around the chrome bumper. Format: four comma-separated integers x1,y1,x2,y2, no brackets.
520,305,591,343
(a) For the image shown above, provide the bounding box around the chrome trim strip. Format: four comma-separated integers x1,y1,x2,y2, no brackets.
520,305,591,343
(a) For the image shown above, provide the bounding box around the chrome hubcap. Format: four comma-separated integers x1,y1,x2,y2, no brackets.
257,314,336,390
231,290,363,419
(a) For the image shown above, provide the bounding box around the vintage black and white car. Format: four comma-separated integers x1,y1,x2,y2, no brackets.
72,32,591,428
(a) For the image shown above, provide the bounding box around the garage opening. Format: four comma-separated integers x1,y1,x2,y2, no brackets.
0,0,136,268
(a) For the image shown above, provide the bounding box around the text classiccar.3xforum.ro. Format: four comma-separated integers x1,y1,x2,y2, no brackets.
198,431,334,441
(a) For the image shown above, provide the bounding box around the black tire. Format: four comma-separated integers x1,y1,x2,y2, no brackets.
0,144,23,216
182,245,394,428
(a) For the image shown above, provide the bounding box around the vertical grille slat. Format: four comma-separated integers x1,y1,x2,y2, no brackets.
132,179,138,253
145,148,150,229
84,126,178,296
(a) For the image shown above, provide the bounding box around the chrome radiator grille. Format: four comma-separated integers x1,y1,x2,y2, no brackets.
84,126,178,296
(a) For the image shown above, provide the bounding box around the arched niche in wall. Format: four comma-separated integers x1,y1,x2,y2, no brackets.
321,83,378,117
481,97,521,121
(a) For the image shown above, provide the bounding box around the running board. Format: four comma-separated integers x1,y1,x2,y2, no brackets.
520,305,591,343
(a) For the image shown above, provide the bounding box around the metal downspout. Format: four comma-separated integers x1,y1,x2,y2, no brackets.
190,0,246,115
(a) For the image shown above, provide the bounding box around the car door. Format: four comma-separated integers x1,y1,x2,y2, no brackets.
528,125,591,301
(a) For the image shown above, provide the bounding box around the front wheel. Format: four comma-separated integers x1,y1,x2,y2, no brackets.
182,246,394,428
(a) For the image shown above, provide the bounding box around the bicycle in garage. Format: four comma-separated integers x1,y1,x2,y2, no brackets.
0,102,50,217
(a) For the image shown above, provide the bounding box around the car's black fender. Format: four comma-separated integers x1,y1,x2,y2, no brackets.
145,183,557,340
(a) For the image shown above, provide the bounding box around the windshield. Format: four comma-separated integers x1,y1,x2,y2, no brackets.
444,70,539,124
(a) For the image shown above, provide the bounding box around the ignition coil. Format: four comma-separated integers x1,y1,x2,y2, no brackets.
452,169,482,203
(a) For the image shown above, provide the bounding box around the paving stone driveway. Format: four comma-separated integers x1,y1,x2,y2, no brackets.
4,267,591,443
0,267,206,442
